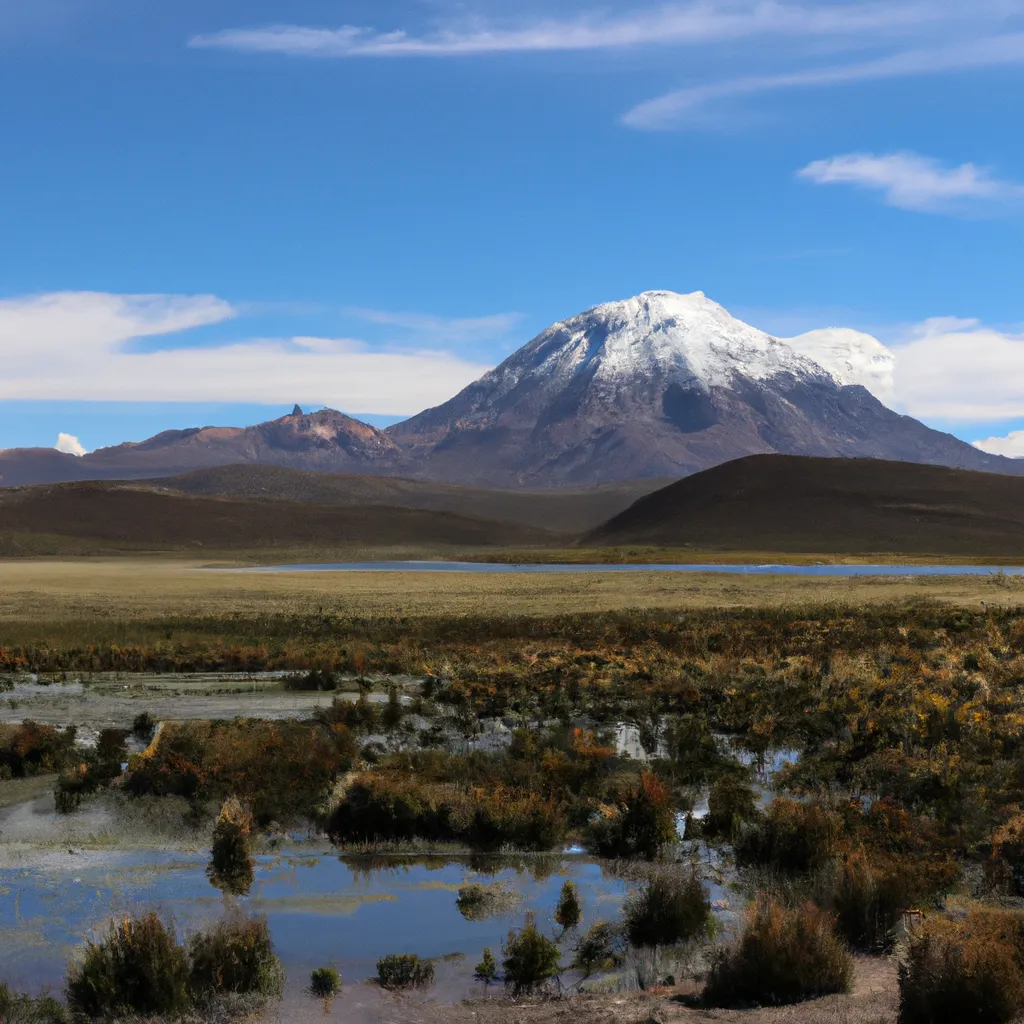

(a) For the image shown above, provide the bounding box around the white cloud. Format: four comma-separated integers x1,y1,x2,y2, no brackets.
892,318,1024,422
973,431,1024,457
189,1,1012,58
621,31,1024,129
0,291,496,415
798,152,1024,214
55,432,87,456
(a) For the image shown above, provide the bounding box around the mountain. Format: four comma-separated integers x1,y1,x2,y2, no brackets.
389,291,1019,487
0,408,409,486
1,290,1019,490
586,454,1024,556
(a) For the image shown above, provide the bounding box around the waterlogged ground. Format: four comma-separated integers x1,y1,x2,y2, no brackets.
0,841,634,1006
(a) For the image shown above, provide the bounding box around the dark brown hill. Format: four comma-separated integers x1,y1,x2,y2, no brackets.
0,484,555,551
586,455,1024,556
152,465,668,534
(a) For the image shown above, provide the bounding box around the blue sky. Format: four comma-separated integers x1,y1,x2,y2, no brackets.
2,0,1024,455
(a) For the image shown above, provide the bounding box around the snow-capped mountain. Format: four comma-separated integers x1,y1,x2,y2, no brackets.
390,290,1018,486
785,327,896,406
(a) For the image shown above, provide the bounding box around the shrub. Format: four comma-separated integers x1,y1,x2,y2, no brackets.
703,776,759,841
376,954,435,990
502,913,562,997
66,912,190,1019
898,910,1024,1024
702,897,852,1008
284,669,338,692
736,799,838,875
132,712,156,740
310,966,341,999
0,984,67,1023
589,772,677,860
96,728,129,763
624,870,713,950
555,880,582,932
573,922,627,977
188,914,283,1001
208,797,254,896
474,948,498,988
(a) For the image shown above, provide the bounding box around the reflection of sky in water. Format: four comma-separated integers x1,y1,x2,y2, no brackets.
0,850,632,996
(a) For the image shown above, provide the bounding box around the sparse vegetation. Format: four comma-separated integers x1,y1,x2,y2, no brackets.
375,954,435,990
703,897,853,1008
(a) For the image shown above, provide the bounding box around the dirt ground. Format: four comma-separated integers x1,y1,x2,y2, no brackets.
0,558,1020,622
254,957,897,1024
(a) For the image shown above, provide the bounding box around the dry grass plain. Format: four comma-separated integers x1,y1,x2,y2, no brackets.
0,558,1023,623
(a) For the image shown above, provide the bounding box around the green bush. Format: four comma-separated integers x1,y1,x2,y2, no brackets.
502,913,562,997
474,948,498,987
624,870,713,950
588,772,677,860
555,880,582,932
187,914,283,1001
284,669,339,692
0,984,67,1023
310,966,341,998
736,799,838,875
703,776,759,841
375,954,435,990
132,712,156,740
898,910,1024,1024
702,897,852,1008
65,912,190,1019
208,797,255,896
572,922,627,977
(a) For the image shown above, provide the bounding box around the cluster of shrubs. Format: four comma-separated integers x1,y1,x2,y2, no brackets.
54,728,130,814
125,719,357,823
65,911,283,1020
0,722,77,780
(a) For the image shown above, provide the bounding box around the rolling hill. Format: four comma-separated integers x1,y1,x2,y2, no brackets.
0,483,557,553
151,464,669,534
586,455,1024,556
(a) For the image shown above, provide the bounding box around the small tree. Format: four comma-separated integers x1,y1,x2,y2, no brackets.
474,948,498,989
208,797,255,896
502,913,562,997
554,881,582,933
573,922,627,978
310,966,342,1000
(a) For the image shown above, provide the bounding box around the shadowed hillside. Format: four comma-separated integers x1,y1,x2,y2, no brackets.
151,465,668,534
586,455,1024,556
0,484,557,552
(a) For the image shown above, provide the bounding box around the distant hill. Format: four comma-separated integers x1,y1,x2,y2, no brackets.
586,455,1024,556
0,483,555,552
153,465,668,534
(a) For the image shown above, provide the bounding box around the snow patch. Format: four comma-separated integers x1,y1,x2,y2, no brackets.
785,328,896,405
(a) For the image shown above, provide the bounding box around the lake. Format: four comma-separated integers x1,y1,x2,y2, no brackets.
241,561,1024,576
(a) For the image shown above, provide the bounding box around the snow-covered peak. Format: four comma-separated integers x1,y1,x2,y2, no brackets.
784,328,896,405
498,290,832,394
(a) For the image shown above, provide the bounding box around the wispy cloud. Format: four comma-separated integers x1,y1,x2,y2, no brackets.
189,1,1008,58
0,292,494,415
347,308,523,344
798,152,1024,214
622,32,1024,129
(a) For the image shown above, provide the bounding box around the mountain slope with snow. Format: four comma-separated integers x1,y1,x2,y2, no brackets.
392,290,1019,486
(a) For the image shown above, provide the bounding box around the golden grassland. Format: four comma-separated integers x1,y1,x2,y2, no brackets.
0,557,1023,623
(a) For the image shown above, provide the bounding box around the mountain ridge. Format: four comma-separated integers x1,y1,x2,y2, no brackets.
1,289,1018,488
